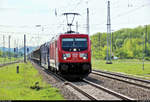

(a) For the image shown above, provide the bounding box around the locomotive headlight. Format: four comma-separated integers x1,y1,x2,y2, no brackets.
63,57,67,60
63,53,71,60
83,57,87,59
80,53,88,59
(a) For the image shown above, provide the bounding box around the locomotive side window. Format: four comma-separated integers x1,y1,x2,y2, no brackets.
62,38,88,51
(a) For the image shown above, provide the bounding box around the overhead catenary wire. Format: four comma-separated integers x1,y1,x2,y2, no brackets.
0,0,150,48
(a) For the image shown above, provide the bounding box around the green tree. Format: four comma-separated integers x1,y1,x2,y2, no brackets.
91,24,150,60
0,50,2,57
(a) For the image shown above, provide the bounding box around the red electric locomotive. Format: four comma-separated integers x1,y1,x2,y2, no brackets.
49,33,91,79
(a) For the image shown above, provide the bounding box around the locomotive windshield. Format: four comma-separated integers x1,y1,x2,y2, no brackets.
62,38,88,51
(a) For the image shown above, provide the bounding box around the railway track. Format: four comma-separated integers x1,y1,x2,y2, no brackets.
82,79,134,100
44,69,134,100
40,68,97,100
32,61,134,100
92,69,150,90
0,60,23,67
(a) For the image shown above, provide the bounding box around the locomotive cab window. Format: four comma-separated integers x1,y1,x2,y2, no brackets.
62,38,88,51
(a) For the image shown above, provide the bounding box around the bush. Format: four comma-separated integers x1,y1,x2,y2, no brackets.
144,57,150,61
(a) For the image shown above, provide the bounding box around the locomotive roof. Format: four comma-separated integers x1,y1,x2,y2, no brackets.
49,33,89,43
60,33,89,37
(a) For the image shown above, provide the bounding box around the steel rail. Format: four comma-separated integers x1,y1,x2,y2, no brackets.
32,62,97,100
45,69,97,100
44,70,97,100
83,79,135,100
64,82,97,100
0,60,23,67
93,69,150,83
32,61,134,100
44,67,132,100
92,70,150,90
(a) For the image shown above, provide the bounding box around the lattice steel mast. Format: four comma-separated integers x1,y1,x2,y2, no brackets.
106,0,112,64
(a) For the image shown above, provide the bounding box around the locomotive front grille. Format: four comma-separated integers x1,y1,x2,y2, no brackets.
60,63,91,74
72,53,78,60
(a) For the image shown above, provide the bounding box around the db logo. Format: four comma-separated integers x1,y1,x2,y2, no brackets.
72,53,78,57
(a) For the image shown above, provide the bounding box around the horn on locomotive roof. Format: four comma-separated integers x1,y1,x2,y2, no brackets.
62,13,80,33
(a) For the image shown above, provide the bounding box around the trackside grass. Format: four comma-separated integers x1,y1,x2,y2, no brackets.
92,58,150,80
0,62,64,100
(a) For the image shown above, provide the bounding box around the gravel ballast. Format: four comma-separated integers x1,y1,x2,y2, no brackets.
31,62,83,100
86,73,150,100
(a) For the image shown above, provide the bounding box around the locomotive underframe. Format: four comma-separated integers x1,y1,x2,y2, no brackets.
59,62,91,75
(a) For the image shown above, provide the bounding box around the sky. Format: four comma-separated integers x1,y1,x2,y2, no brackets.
0,0,150,48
